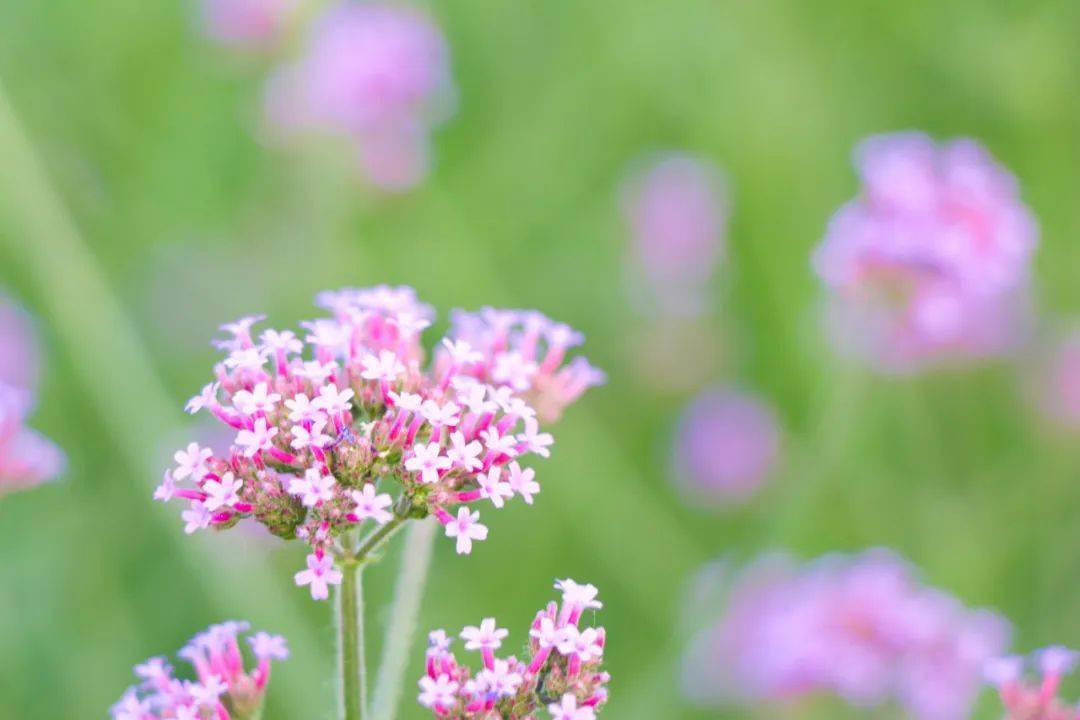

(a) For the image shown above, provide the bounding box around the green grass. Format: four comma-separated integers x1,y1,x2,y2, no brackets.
1,1,1080,718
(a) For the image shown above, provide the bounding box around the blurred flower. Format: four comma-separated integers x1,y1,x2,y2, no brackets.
264,3,455,191
0,294,64,497
200,0,298,49
985,647,1080,720
621,154,728,318
813,132,1038,373
417,579,609,718
0,294,40,391
158,285,601,599
683,549,1010,719
1028,328,1080,431
110,621,287,720
671,386,781,507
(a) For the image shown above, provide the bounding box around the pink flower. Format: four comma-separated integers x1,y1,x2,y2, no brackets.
0,294,39,391
294,552,342,600
288,469,336,507
985,647,1080,720
405,442,451,484
671,386,782,506
813,132,1038,372
621,154,728,316
351,484,393,524
235,418,278,457
182,501,212,534
549,694,596,720
506,462,539,504
443,507,488,555
418,580,610,717
203,472,242,511
683,549,1009,719
201,0,295,49
173,443,213,481
264,4,454,191
476,467,513,508
113,621,288,719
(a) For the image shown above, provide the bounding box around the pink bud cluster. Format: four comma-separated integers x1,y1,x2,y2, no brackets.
684,549,1009,719
264,3,455,191
418,579,609,719
813,132,1038,372
111,621,289,720
156,286,602,600
985,647,1080,720
621,154,728,317
0,295,64,496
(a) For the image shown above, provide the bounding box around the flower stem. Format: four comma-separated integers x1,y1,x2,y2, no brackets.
371,518,438,720
354,516,407,564
337,561,366,720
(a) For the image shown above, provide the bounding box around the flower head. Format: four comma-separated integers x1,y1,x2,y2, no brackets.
985,647,1080,720
813,132,1038,372
111,621,287,719
157,285,600,600
418,580,609,718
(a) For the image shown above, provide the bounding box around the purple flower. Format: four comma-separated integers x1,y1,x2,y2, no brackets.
985,647,1080,720
111,621,287,719
671,386,781,507
683,549,1009,719
621,154,728,317
264,3,454,191
200,0,296,49
813,132,1038,373
0,294,39,391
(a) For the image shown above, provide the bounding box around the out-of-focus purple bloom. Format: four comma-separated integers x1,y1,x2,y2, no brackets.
621,154,728,316
1030,329,1080,430
683,549,1010,719
200,0,297,49
671,386,780,507
0,294,39,392
813,132,1038,373
264,3,454,191
0,295,64,497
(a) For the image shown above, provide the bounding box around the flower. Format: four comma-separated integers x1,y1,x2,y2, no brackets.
418,580,610,718
294,552,343,600
671,386,782,507
350,484,393,525
985,647,1080,720
264,4,455,191
111,621,287,719
683,549,1009,719
813,132,1038,372
443,507,488,555
200,0,296,49
157,285,600,600
621,154,728,317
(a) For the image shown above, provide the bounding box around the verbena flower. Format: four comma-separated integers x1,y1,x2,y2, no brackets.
813,132,1038,373
264,3,455,191
621,154,727,317
985,647,1080,720
1029,329,1080,431
111,621,288,720
683,549,1009,719
158,285,603,600
418,579,609,718
200,0,297,49
671,386,781,507
0,294,64,496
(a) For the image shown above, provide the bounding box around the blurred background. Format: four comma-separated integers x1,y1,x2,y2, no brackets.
1,1,1080,718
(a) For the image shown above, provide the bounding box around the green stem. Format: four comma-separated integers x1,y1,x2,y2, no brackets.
338,562,366,720
354,515,407,564
371,518,438,720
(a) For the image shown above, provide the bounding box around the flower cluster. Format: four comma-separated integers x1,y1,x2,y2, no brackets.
0,295,64,496
621,153,728,317
200,0,297,49
111,621,289,720
156,285,603,599
418,579,609,719
1030,329,1080,431
264,3,455,191
985,647,1080,720
671,385,781,507
683,549,1009,719
813,132,1038,372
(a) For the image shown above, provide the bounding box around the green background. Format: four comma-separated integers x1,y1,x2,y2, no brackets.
1,1,1079,718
